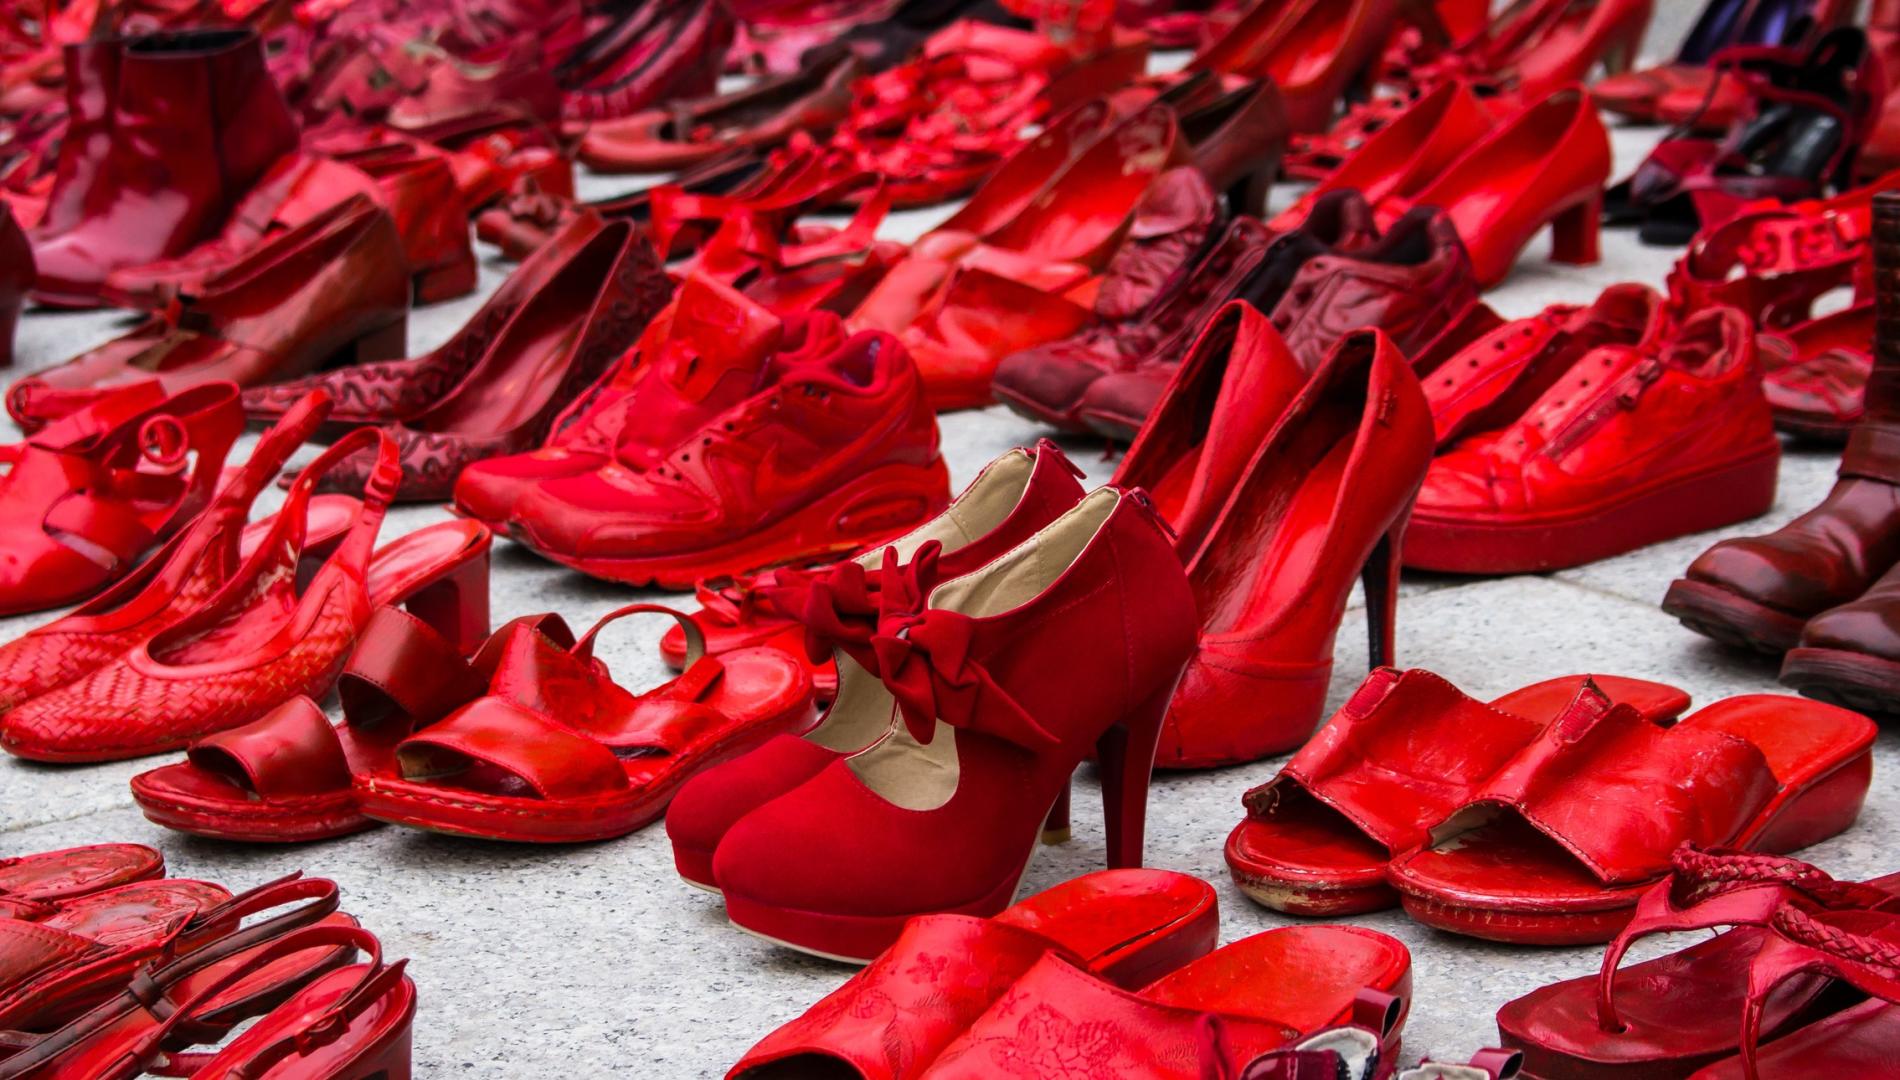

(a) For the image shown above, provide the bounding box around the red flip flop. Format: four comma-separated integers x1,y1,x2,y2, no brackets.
1498,847,1900,1080
916,926,1411,1080
357,604,816,842
1225,670,1692,917
1387,689,1877,945
730,870,1218,1078
0,845,166,919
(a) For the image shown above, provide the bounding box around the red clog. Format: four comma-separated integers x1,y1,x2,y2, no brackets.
1226,669,1692,918
728,870,1218,1079
1406,307,1781,575
509,328,950,589
356,604,816,843
1387,690,1877,945
0,845,166,920
1162,329,1433,769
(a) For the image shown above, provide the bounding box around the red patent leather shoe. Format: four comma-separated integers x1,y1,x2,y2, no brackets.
243,214,607,437
11,196,411,430
0,429,493,763
510,328,951,589
710,486,1196,962
356,604,815,842
1387,690,1876,945
728,870,1218,1078
1190,0,1399,134
1761,303,1875,441
1226,669,1692,918
0,201,28,367
1497,845,1900,1079
1161,329,1433,769
1438,0,1653,101
1408,307,1781,575
0,382,241,618
919,927,1410,1080
301,221,672,503
30,29,298,308
0,392,357,717
656,438,1085,714
557,0,735,129
1381,88,1610,288
0,845,166,919
577,52,861,174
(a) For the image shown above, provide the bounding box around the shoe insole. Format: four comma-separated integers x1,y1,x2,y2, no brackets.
1141,925,1408,1036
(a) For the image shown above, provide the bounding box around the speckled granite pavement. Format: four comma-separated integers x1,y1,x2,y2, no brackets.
7,8,1889,1075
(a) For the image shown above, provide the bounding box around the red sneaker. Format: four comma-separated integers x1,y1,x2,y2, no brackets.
509,329,951,588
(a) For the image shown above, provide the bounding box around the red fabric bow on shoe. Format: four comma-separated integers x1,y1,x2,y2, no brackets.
765,541,943,671
870,607,1060,751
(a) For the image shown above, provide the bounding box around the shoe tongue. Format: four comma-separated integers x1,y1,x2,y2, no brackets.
615,277,782,471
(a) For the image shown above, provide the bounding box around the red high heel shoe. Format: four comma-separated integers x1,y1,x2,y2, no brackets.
0,429,493,764
356,604,816,843
1448,0,1653,101
664,445,1088,887
1160,329,1433,769
711,486,1197,962
1190,0,1399,133
729,870,1219,1079
0,382,242,618
0,392,358,717
0,201,28,368
299,221,671,503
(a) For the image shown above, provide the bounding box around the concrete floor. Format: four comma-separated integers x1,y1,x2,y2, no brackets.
2,20,1889,1079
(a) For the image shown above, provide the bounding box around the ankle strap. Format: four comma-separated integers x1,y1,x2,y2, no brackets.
279,424,400,576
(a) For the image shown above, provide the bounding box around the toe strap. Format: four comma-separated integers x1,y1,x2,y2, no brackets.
186,698,351,800
394,699,631,801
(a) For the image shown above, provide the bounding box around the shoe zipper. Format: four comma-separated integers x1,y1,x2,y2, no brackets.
1540,355,1665,461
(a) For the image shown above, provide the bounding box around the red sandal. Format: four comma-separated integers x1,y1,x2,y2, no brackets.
0,846,165,920
1387,690,1877,945
1225,669,1692,918
356,604,816,843
729,870,1219,1079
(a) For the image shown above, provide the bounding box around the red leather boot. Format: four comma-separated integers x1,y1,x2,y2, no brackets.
711,485,1198,961
1160,329,1432,768
30,29,298,308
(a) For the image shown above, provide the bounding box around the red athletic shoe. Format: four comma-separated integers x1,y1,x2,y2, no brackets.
509,329,951,588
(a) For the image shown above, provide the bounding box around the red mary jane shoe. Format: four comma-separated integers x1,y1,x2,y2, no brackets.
711,486,1197,963
1497,846,1900,1080
0,845,166,920
356,604,816,843
0,381,241,618
510,328,950,589
1161,329,1433,769
1406,307,1781,575
728,870,1219,1079
1386,690,1876,945
1225,669,1692,918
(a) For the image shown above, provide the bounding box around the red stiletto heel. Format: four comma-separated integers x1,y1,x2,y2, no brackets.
1097,677,1175,870
1041,782,1072,845
1550,193,1604,266
1360,501,1413,670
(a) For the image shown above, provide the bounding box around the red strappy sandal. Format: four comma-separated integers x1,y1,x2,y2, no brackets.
0,845,165,920
1497,846,1900,1079
0,381,242,616
729,870,1219,1079
356,604,816,843
1386,690,1877,945
917,926,1411,1080
0,392,359,718
1225,670,1693,918
0,426,492,764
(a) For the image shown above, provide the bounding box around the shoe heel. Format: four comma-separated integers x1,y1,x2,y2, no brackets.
336,316,409,368
1042,783,1071,845
1360,501,1412,669
413,255,478,306
401,545,492,654
0,298,18,368
352,1015,413,1080
1550,194,1603,267
1096,679,1174,870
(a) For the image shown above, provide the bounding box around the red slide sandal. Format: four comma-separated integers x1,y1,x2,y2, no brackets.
0,845,166,918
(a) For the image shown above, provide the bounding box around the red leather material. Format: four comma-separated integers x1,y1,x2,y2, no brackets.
557,0,734,129
0,205,28,368
1595,63,1716,123
399,696,635,800
1407,0,1652,101
1191,0,1397,133
0,846,164,917
186,698,353,800
1761,302,1875,440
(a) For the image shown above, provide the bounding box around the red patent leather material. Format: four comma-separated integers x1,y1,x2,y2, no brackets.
29,29,299,307
1162,330,1433,768
0,381,240,617
1191,0,1397,133
0,846,165,921
1433,0,1652,101
13,196,411,428
1409,307,1781,575
730,870,1219,1080
557,0,734,129
919,927,1411,1080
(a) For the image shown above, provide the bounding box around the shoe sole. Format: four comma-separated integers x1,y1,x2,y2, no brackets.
1660,578,1808,655
1781,647,1900,718
1403,447,1780,574
1772,413,1854,443
129,780,375,844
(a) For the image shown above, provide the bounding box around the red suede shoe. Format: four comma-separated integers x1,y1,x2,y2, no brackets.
728,870,1218,1078
919,927,1410,1079
1226,669,1692,918
0,845,166,919
0,381,241,618
510,328,950,589
356,604,815,842
1161,329,1433,769
1498,846,1900,1080
657,438,1085,706
1387,690,1876,945
712,486,1197,962
1406,307,1781,575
